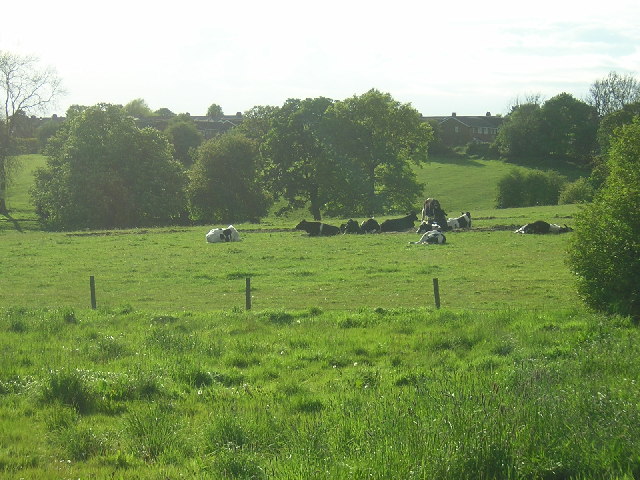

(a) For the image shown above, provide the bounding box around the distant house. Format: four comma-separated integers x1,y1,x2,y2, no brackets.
138,112,244,139
423,112,503,146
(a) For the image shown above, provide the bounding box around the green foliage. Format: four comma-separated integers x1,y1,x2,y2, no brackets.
187,130,271,223
35,119,64,150
540,93,598,164
122,98,154,119
495,103,546,159
322,89,431,215
496,168,566,208
164,116,203,167
569,118,640,318
12,137,39,155
596,100,640,154
262,91,432,219
559,177,595,204
206,103,223,119
31,104,187,230
496,94,598,165
262,97,335,220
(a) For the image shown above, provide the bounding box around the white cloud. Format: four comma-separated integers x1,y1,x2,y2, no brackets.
1,0,639,116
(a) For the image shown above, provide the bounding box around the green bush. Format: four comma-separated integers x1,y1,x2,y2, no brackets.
568,118,640,318
496,168,567,208
559,177,595,204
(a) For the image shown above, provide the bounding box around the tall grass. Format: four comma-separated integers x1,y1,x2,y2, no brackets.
0,307,638,478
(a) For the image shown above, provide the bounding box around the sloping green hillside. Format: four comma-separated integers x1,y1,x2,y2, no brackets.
415,154,586,213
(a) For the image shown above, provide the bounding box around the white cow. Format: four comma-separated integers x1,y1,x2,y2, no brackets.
410,229,446,245
206,225,241,243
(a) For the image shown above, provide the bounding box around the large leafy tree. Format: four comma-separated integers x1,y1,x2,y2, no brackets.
262,97,337,220
187,131,270,223
32,104,186,230
568,117,640,318
322,89,432,215
123,98,154,119
206,103,224,120
495,103,546,160
540,93,598,164
0,51,62,214
597,101,640,155
164,115,203,167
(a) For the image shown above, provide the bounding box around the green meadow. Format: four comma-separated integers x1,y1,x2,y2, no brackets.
1,154,638,479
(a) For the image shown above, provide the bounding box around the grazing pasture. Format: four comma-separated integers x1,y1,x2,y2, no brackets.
1,224,580,312
1,155,638,479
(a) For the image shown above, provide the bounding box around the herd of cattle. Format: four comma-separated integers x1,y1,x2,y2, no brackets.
206,198,572,244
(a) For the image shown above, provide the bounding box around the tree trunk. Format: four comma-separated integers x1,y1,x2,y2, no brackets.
0,157,7,215
309,186,322,221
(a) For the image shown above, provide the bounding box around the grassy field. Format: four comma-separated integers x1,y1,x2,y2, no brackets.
1,154,582,312
1,307,638,478
3,154,637,479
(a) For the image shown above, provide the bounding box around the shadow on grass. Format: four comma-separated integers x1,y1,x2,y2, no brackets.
0,210,40,233
426,152,486,167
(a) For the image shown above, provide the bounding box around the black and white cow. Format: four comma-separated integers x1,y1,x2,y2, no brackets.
410,229,446,245
422,198,449,231
515,220,572,234
421,198,443,221
380,212,419,232
447,212,472,230
340,219,362,234
360,218,381,234
416,221,441,234
296,219,341,236
206,225,241,243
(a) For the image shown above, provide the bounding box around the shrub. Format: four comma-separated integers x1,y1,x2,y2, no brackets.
559,177,595,204
496,168,567,208
568,118,640,318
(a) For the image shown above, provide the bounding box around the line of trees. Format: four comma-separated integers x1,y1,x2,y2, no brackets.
28,90,432,230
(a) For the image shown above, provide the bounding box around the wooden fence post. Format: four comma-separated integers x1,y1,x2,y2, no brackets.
90,275,97,310
433,277,440,309
245,277,252,310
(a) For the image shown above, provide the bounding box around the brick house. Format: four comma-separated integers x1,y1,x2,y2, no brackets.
423,112,503,146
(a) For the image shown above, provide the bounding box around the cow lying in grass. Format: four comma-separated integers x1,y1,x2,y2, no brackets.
447,212,472,229
340,219,362,234
416,221,442,234
410,230,446,244
360,218,381,234
296,219,341,236
380,212,418,232
515,220,573,234
206,225,241,243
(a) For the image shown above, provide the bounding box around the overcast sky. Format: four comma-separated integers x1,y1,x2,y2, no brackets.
2,0,638,117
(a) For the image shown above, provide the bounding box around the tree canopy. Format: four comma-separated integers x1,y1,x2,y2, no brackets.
262,90,432,219
496,93,597,164
32,104,186,230
207,103,224,119
164,115,203,167
568,117,640,318
187,131,270,224
322,89,431,215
